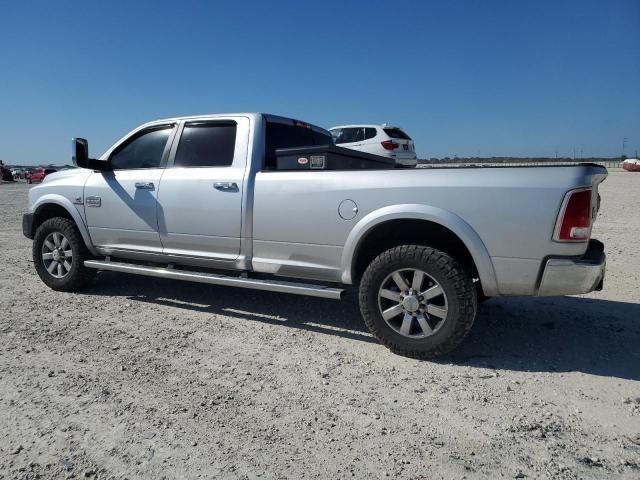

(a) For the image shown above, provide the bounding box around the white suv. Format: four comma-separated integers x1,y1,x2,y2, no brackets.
329,124,417,167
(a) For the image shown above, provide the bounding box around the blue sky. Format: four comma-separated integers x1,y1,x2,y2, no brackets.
1,0,638,164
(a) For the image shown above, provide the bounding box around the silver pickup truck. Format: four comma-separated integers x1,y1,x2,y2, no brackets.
23,113,607,359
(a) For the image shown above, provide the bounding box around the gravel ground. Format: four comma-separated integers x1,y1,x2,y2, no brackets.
1,172,639,479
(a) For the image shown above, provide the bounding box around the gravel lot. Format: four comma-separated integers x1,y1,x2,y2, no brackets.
1,172,639,479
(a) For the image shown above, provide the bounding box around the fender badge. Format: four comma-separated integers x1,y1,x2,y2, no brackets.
86,196,101,207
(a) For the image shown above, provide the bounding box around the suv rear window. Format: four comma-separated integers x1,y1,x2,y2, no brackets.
264,121,332,169
383,128,411,140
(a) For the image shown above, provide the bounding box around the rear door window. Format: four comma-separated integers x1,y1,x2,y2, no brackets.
174,122,237,167
334,127,365,144
383,128,412,140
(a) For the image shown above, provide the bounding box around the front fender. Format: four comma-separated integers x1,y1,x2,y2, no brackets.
31,194,98,256
340,204,499,296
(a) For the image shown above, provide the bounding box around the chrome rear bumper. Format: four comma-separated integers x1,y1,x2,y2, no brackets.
538,240,605,296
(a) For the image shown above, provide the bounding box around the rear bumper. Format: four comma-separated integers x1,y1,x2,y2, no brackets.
394,156,418,167
22,213,34,239
537,239,605,296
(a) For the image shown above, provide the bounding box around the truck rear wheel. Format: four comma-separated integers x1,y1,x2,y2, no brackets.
33,217,96,291
359,245,477,359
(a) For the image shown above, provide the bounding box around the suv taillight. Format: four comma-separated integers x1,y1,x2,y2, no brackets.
554,188,592,242
381,140,399,150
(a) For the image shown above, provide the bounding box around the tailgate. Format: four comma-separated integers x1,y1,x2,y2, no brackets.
587,164,608,221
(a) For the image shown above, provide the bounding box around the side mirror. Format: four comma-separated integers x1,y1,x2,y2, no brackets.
72,138,111,171
72,138,89,167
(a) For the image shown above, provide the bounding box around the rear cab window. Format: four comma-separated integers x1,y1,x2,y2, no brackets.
264,119,332,169
383,128,412,140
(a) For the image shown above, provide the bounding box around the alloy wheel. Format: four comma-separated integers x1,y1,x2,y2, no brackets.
377,268,448,338
41,232,73,278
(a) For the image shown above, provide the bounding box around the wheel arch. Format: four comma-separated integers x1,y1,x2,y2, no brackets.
341,205,498,296
31,195,97,255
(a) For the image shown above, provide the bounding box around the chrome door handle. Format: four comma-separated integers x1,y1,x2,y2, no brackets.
214,182,238,191
134,182,154,190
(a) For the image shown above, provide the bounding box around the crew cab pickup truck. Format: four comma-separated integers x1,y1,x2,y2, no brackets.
23,113,608,359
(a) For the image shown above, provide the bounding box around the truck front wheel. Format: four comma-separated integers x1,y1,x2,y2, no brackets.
359,245,477,359
33,217,96,291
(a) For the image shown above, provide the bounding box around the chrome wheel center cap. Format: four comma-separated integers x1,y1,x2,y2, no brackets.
52,250,61,261
402,295,420,313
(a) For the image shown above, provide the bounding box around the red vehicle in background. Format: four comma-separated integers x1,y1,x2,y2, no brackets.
622,158,640,172
27,167,57,184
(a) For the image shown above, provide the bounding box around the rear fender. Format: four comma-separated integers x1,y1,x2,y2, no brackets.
341,204,499,296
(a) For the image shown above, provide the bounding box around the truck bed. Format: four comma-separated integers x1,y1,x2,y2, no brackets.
252,163,607,295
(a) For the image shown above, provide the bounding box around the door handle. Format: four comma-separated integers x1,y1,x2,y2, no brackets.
214,182,238,191
134,182,155,190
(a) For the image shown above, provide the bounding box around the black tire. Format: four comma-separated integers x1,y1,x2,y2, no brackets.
33,217,96,291
359,245,477,359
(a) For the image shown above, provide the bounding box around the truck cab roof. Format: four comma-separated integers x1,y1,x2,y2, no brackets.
136,113,330,135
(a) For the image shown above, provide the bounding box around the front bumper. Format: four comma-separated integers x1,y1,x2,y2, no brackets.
537,239,605,296
22,213,34,239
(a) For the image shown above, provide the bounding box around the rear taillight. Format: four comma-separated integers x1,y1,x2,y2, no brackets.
554,188,592,242
381,140,399,150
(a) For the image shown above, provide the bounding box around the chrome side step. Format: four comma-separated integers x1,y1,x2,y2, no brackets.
84,259,343,300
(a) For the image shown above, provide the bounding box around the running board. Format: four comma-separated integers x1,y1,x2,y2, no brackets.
84,260,343,300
